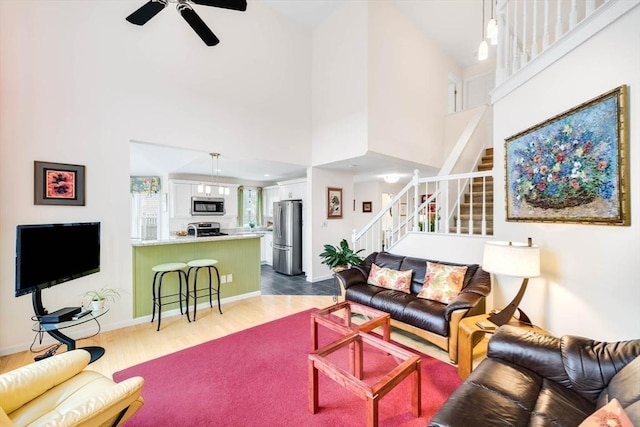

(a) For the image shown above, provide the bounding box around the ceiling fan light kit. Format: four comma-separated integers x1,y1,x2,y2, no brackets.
126,0,247,46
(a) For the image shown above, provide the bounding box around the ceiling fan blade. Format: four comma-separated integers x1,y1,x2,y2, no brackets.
126,0,168,25
190,0,247,12
178,4,220,46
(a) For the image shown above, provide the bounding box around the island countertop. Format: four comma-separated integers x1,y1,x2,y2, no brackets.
131,232,265,247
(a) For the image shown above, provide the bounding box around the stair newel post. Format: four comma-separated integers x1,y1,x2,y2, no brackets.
412,170,420,232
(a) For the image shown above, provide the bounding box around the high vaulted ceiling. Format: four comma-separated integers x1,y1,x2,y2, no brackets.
130,0,489,184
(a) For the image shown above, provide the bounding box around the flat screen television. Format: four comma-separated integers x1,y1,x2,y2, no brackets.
15,222,101,298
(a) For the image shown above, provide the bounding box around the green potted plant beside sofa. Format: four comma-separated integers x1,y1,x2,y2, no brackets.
319,239,364,272
83,287,120,311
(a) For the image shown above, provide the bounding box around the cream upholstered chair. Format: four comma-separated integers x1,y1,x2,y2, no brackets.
0,349,143,427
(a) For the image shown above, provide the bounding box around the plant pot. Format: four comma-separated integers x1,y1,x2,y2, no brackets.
91,299,105,311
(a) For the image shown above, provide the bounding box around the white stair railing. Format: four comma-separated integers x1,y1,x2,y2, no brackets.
496,0,608,83
352,170,493,255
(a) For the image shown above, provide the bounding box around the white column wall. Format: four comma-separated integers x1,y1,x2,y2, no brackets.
492,5,640,340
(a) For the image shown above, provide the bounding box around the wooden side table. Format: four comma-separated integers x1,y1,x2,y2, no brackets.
457,313,545,380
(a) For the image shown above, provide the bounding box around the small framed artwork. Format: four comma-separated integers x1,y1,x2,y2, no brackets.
34,161,86,206
505,85,629,225
362,201,372,213
327,187,343,219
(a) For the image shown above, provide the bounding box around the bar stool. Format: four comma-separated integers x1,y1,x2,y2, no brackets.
151,262,189,331
186,259,222,321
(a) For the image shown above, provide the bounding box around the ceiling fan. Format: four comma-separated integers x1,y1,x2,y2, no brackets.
126,0,247,46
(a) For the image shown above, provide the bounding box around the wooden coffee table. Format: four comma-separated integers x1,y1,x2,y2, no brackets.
308,331,421,427
310,301,391,351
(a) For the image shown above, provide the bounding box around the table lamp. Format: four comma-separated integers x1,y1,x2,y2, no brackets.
482,238,540,326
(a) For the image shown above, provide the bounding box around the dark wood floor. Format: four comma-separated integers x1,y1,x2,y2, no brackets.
260,265,338,296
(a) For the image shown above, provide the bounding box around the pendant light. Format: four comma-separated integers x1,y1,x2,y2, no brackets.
487,0,498,45
478,0,489,61
210,152,229,196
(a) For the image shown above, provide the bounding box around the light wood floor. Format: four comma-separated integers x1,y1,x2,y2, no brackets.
0,295,461,377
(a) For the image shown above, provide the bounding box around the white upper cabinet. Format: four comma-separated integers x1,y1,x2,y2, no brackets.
263,186,280,217
170,182,193,218
279,179,306,201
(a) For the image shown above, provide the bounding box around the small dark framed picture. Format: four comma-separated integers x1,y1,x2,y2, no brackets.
34,161,86,206
362,201,372,213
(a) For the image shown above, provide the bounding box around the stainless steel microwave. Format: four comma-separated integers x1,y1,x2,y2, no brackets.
191,197,225,216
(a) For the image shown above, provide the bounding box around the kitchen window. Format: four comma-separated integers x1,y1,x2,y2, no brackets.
241,187,259,227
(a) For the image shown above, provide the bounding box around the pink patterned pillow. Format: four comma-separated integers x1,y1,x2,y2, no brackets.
367,263,412,294
417,262,468,304
579,399,633,427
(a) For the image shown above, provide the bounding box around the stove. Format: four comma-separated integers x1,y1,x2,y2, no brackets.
187,222,228,237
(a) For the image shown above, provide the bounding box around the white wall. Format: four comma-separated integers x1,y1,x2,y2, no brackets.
308,167,356,281
367,0,461,168
311,1,369,166
0,0,312,354
491,5,640,340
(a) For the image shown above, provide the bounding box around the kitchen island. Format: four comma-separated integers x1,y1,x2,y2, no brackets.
131,233,263,318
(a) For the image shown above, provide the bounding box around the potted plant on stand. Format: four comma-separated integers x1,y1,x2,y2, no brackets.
319,239,365,272
83,287,120,311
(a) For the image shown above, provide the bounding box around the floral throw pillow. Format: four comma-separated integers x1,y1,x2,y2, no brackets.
578,399,633,427
417,262,468,304
367,263,412,294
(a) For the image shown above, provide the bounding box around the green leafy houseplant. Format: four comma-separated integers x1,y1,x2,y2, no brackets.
319,239,364,271
83,287,120,310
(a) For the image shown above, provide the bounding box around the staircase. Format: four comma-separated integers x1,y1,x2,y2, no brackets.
451,148,493,235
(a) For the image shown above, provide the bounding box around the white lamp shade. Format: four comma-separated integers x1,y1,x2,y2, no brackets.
487,18,498,40
478,40,489,61
483,240,540,278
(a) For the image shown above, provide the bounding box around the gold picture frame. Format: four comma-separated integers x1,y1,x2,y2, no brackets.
505,85,629,225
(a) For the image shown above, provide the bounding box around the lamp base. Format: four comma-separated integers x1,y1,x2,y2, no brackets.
486,278,532,327
488,307,532,327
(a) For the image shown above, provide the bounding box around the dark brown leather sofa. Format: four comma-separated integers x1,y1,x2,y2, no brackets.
335,251,491,363
430,325,640,426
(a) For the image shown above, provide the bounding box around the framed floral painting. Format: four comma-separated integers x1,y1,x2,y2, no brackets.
505,85,629,225
34,161,86,206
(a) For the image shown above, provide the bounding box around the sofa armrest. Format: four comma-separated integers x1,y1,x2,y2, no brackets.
444,291,485,320
0,349,91,414
334,268,367,290
487,325,573,388
43,376,144,427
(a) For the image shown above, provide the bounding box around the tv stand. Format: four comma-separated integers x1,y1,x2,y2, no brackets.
32,290,107,363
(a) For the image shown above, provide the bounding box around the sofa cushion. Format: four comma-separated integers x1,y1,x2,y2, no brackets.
367,263,412,293
579,399,633,427
369,289,415,320
417,262,468,304
597,356,640,423
345,284,387,306
402,298,449,336
430,358,594,426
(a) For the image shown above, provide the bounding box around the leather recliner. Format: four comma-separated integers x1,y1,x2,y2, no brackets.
430,325,640,426
0,349,144,426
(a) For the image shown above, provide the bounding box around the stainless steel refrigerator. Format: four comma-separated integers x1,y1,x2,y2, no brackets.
272,200,302,275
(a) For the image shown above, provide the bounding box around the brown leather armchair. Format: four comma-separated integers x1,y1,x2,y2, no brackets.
0,350,144,426
430,325,640,426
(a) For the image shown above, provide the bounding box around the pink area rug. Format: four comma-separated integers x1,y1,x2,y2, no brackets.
113,309,461,426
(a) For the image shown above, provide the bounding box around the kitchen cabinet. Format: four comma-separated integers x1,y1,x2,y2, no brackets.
263,186,280,218
261,232,273,265
279,179,306,201
170,182,193,218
